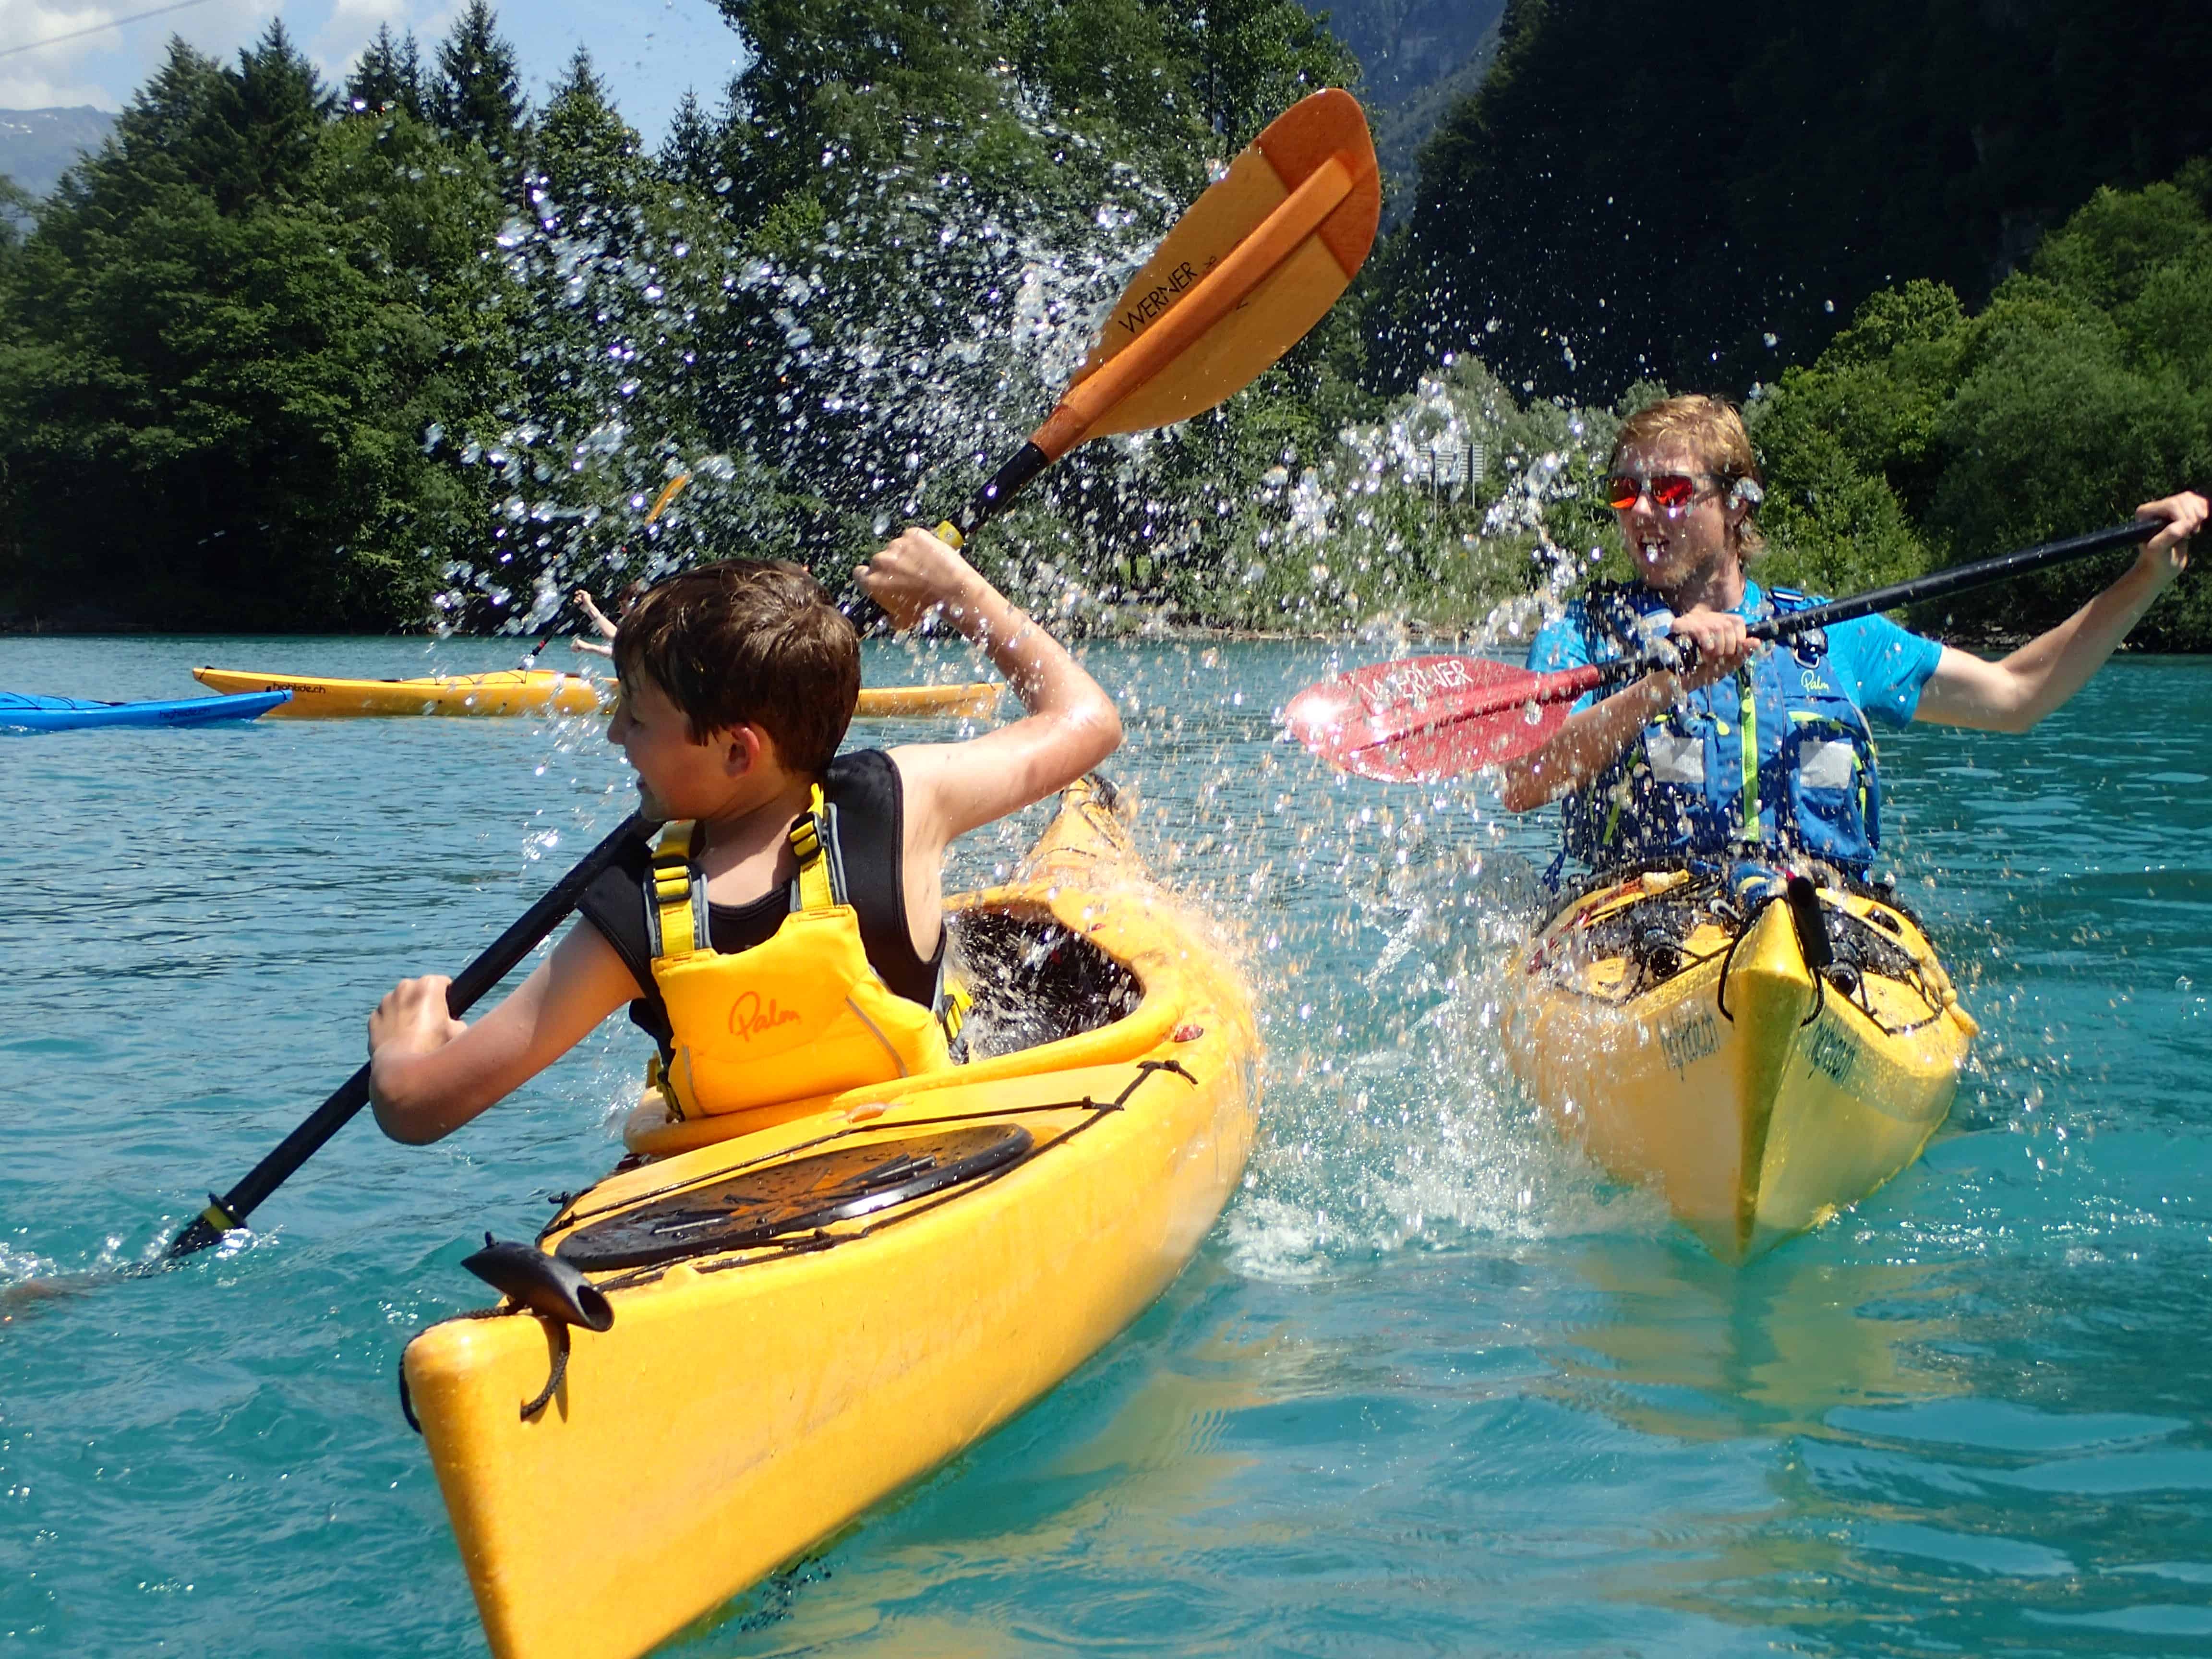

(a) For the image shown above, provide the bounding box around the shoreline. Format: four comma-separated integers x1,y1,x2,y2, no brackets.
7,620,2196,655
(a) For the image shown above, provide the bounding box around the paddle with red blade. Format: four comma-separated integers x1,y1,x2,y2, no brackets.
1288,515,2177,783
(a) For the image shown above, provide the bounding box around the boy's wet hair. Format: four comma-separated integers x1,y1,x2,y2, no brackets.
1610,394,1767,558
614,560,860,772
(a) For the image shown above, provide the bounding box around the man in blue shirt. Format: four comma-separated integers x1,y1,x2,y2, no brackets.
1502,395,2205,875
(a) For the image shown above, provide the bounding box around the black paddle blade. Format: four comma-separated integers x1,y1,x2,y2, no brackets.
165,1198,241,1260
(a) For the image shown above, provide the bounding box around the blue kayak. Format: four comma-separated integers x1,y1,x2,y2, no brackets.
0,688,292,732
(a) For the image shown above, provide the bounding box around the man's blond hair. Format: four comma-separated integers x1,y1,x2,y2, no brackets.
1610,394,1766,559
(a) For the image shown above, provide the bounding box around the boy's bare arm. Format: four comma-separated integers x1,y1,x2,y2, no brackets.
858,529,1123,850
368,922,644,1144
573,588,620,639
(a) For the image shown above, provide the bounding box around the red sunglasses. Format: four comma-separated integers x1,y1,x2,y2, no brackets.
1603,472,1729,513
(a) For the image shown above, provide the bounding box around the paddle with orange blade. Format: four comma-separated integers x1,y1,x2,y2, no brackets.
934,89,1380,546
1288,515,2176,783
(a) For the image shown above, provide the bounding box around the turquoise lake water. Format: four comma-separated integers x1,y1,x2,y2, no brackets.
3,634,2210,1656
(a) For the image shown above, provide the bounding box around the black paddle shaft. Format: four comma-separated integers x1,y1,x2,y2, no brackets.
946,442,1053,543
166,813,653,1259
1599,515,2169,689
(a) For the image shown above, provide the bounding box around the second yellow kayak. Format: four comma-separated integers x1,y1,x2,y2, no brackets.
192,667,1000,721
1506,865,1978,1260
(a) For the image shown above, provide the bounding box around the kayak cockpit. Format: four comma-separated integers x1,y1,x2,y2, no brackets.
950,906,1143,1058
1529,868,1956,1040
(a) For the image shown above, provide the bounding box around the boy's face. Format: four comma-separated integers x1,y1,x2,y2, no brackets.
607,672,762,821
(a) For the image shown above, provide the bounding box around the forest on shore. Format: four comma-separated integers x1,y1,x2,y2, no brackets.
0,0,2207,647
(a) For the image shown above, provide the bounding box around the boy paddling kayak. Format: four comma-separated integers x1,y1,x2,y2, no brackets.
1500,394,2205,871
366,528,1120,1142
567,579,643,658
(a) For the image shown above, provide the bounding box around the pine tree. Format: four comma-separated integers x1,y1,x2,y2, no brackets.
347,24,425,120
659,90,722,195
534,48,646,223
196,20,333,213
0,176,28,263
432,0,528,162
54,36,224,218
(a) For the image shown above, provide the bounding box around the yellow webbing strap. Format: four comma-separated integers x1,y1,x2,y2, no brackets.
789,783,837,913
651,821,700,959
940,979,972,1043
1738,674,1760,843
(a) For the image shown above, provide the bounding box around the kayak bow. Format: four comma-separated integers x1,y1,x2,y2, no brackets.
1,688,290,732
1506,865,1978,1259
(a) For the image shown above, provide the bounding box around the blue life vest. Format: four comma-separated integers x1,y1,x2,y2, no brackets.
1558,583,1882,872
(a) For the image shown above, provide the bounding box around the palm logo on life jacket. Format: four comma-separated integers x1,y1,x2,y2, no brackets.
727,991,802,1041
643,784,966,1121
1560,584,1882,873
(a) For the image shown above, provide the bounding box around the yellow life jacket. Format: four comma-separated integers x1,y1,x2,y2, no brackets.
644,783,965,1120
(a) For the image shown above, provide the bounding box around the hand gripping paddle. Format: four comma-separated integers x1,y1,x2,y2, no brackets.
1288,514,2181,784
164,814,653,1258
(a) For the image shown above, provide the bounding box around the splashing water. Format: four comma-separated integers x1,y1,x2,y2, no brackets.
421,81,1665,649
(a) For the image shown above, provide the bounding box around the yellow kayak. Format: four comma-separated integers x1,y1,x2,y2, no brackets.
193,666,600,717
1505,866,1979,1260
192,667,1000,721
852,680,1001,719
401,779,1257,1659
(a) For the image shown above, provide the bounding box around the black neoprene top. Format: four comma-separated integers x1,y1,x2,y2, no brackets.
577,748,943,1056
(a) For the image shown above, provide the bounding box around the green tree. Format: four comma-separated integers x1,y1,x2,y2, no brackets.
1744,171,2212,648
441,48,727,626
533,48,649,227
659,91,722,195
691,0,1363,612
1187,0,1355,148
195,20,334,214
347,24,426,120
1923,189,2212,644
0,29,515,627
0,176,30,262
1392,0,2212,404
432,0,529,164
